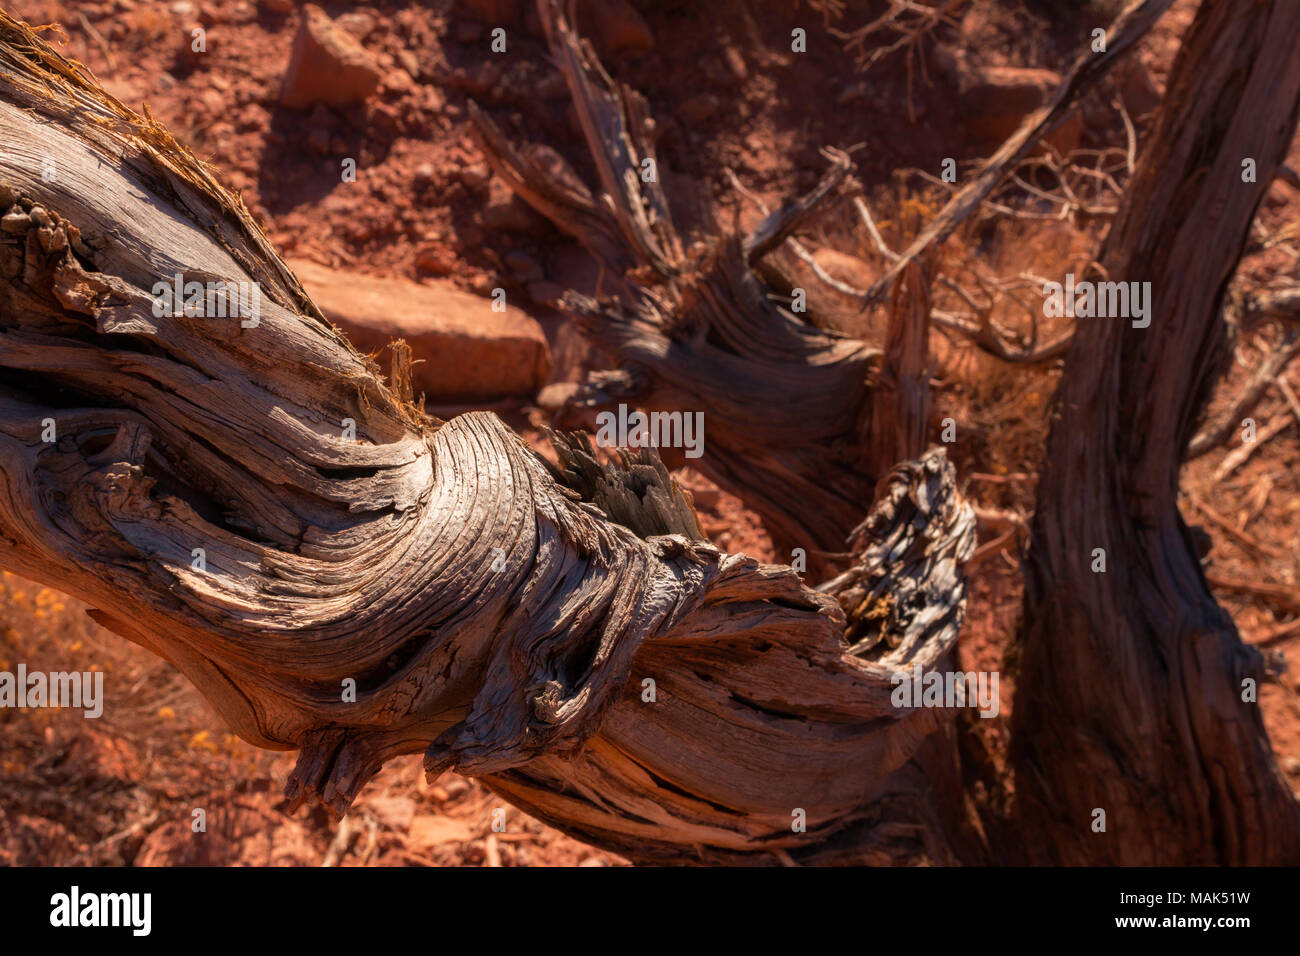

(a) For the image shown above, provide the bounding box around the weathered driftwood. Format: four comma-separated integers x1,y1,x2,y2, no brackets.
1011,0,1300,865
489,445,977,864
0,13,979,864
472,0,883,575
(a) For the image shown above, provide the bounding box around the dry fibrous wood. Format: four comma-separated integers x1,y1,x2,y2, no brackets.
1011,0,1300,865
742,147,854,266
862,0,1175,305
1243,287,1300,332
832,0,970,77
556,243,879,575
490,445,977,865
472,0,887,574
870,259,933,469
726,166,869,310
1185,280,1300,460
468,0,683,278
0,12,981,864
746,163,1075,371
850,190,1078,368
1186,493,1285,561
821,450,976,657
1211,415,1292,483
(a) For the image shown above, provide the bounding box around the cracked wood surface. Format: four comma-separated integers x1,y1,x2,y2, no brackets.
0,11,978,864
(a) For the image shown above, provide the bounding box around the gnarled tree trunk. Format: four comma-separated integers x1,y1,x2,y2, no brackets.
0,11,977,865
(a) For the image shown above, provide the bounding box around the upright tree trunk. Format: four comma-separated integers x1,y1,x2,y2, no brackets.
1011,0,1300,865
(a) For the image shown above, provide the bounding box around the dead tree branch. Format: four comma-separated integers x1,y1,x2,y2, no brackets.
0,10,980,866
472,0,888,575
